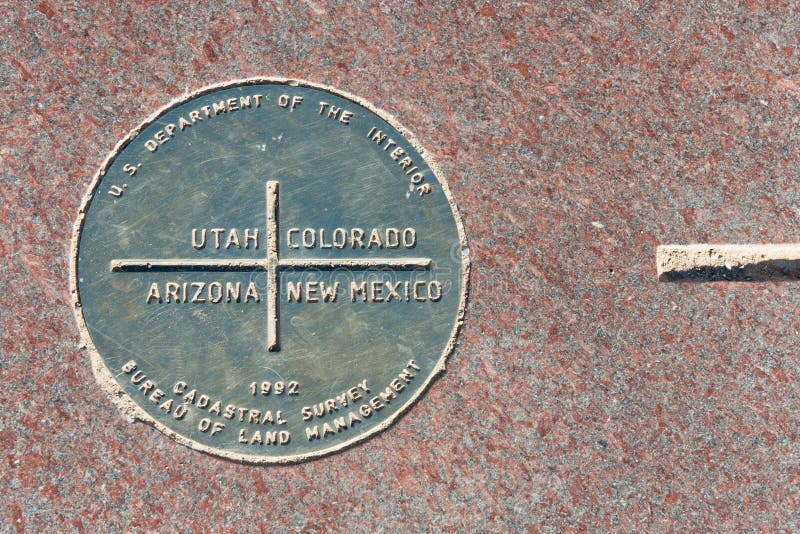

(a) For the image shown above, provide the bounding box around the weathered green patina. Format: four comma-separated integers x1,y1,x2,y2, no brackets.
72,79,468,463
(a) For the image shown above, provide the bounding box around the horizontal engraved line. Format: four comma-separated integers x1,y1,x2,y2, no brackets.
110,257,432,272
110,258,268,272
278,258,431,270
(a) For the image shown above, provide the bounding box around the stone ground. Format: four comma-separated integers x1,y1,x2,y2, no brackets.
2,1,800,531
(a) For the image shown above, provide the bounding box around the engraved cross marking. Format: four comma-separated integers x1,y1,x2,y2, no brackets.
111,181,432,351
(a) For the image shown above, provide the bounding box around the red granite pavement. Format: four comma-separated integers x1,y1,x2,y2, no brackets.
2,1,800,530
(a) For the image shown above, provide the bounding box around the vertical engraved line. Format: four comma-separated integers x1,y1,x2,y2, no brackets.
267,181,280,352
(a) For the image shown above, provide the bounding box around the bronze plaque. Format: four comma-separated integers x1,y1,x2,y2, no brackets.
71,78,469,463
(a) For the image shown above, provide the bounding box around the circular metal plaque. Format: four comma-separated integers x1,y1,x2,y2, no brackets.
71,78,469,463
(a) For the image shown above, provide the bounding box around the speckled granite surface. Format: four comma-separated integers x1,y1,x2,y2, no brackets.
3,1,800,530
